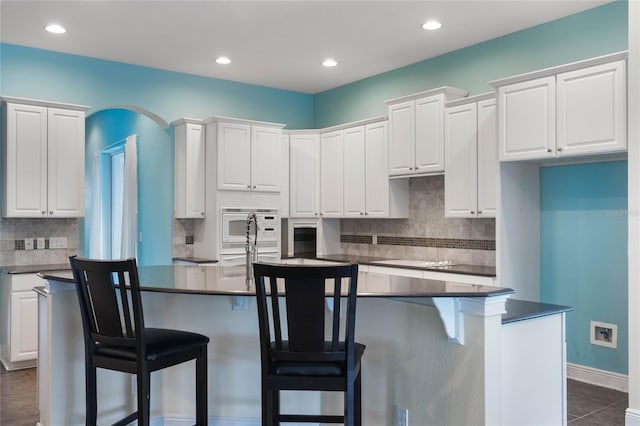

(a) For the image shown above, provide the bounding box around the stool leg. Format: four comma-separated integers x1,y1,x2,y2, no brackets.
195,345,208,425
137,368,151,426
271,389,280,426
85,363,97,426
345,376,355,426
354,372,362,426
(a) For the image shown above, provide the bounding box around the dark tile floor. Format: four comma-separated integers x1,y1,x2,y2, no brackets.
0,366,39,426
0,366,631,425
567,378,628,425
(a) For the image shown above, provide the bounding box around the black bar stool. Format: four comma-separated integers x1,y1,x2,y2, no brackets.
253,262,365,426
69,256,209,426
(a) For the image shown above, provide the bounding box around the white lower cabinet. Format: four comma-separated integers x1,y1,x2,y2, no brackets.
445,94,497,218
1,273,39,369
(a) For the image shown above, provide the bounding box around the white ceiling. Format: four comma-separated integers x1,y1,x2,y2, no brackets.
0,0,611,94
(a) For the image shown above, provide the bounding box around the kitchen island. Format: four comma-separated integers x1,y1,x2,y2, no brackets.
35,261,569,426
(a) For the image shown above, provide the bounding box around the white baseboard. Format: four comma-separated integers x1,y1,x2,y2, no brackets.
626,408,640,425
567,362,629,392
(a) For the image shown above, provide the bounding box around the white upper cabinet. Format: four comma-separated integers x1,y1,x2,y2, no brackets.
556,60,626,156
279,133,290,218
477,99,498,217
289,132,320,218
217,122,252,191
492,53,627,162
342,120,408,218
320,130,343,217
174,119,205,218
498,77,555,161
445,102,478,218
2,98,87,218
215,118,283,192
343,126,366,217
445,95,497,219
251,126,281,192
386,87,468,177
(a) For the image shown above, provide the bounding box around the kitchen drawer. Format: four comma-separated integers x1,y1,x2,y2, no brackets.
11,274,41,292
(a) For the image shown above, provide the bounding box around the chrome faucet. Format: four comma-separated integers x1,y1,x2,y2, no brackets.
246,212,259,283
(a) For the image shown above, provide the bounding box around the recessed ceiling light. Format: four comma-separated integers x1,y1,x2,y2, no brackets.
422,20,442,31
322,58,338,68
216,56,231,65
45,24,66,34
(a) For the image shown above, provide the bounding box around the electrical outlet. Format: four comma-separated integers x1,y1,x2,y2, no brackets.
396,406,409,426
36,237,45,250
24,238,34,250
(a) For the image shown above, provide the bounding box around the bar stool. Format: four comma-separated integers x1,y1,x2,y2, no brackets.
69,256,209,426
253,262,365,425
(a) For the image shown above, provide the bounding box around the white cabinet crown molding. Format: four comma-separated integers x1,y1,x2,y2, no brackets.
204,115,286,129
171,117,204,126
319,116,387,133
385,86,469,106
489,50,628,88
1,96,89,111
445,92,496,108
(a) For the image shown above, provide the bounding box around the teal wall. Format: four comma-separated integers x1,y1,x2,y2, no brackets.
0,44,314,129
541,162,628,374
314,1,628,127
83,109,173,266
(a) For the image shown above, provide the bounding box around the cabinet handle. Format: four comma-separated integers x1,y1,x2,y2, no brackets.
247,185,251,189
364,212,368,216
478,211,482,214
557,147,563,152
409,167,414,170
315,213,318,216
201,212,205,216
49,211,53,215
253,185,257,188
470,210,475,214
41,211,46,215
547,148,552,153
359,212,364,216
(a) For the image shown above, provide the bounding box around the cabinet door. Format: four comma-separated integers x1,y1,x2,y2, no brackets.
3,103,48,217
557,60,626,157
415,94,445,173
498,76,556,161
217,122,251,191
445,103,477,218
477,99,497,218
175,123,205,218
388,100,415,176
290,134,320,218
320,130,343,217
251,126,281,192
279,134,290,217
343,126,366,217
365,122,390,217
10,290,38,362
47,108,86,217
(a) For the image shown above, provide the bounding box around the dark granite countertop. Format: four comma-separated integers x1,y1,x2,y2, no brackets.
502,299,573,324
316,254,496,277
172,257,218,264
39,263,512,299
3,264,71,274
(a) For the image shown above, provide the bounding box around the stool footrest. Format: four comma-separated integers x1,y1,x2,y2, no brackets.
280,414,344,423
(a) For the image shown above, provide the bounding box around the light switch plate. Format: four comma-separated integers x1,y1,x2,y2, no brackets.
24,238,34,250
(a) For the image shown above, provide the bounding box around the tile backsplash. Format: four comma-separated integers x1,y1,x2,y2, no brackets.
340,175,496,266
0,218,79,266
173,219,195,258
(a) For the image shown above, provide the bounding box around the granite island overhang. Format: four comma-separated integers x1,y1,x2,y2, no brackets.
35,263,570,426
